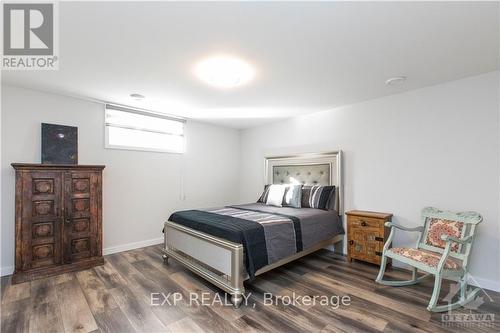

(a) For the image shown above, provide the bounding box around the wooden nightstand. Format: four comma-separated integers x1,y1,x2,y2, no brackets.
346,210,392,265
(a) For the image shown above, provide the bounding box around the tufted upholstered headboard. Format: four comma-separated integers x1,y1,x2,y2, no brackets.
265,151,343,213
272,164,331,186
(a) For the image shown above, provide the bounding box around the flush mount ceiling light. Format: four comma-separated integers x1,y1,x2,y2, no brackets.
195,56,255,88
130,93,145,100
385,76,407,86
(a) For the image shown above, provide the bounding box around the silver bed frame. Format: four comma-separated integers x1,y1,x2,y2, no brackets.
162,151,343,307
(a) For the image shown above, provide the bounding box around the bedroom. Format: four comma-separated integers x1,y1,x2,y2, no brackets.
1,1,499,332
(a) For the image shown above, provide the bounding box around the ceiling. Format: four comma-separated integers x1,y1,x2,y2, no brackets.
2,1,499,129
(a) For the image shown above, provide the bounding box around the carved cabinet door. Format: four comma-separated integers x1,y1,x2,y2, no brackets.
20,171,63,270
63,171,101,263
363,228,383,264
349,228,367,259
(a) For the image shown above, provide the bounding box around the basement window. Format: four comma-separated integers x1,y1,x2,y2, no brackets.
105,104,185,153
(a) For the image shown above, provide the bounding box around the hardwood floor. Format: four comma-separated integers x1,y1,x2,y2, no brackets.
1,245,499,333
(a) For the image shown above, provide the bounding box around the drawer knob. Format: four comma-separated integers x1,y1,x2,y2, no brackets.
361,221,367,227
349,240,354,245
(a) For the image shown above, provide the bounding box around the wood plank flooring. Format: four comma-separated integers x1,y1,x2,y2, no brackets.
1,245,499,333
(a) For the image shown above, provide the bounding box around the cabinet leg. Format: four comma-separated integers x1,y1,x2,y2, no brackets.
162,254,169,265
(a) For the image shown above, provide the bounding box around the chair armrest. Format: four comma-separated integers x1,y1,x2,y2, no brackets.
435,235,473,272
385,222,424,233
381,222,424,254
440,234,473,244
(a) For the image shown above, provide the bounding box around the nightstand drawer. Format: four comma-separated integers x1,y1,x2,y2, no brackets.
349,216,384,228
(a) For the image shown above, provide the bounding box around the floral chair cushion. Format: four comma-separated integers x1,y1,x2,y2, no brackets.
388,247,461,270
425,218,464,252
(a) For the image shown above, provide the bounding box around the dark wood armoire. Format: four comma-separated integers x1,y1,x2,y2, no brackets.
11,163,105,283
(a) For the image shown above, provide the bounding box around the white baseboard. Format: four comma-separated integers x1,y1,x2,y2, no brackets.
1,265,14,276
0,237,164,277
470,276,500,293
388,261,500,293
103,237,163,255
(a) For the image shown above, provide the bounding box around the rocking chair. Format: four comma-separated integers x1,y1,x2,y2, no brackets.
376,207,482,312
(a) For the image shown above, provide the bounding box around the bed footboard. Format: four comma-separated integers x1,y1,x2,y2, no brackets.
162,221,245,307
163,221,343,308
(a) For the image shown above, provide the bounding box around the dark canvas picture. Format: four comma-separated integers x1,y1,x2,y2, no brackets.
41,123,78,164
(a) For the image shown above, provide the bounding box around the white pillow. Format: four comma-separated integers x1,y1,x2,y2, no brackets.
265,185,286,207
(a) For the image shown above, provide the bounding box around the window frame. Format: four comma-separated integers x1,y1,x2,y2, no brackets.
104,104,186,154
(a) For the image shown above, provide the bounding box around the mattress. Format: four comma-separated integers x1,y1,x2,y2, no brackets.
230,203,344,249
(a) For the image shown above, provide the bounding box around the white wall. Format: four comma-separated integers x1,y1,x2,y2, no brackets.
1,85,240,275
239,71,500,291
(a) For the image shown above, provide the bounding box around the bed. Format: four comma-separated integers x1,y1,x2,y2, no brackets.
162,151,344,307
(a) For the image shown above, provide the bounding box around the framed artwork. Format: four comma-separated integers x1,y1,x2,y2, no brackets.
41,123,78,164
